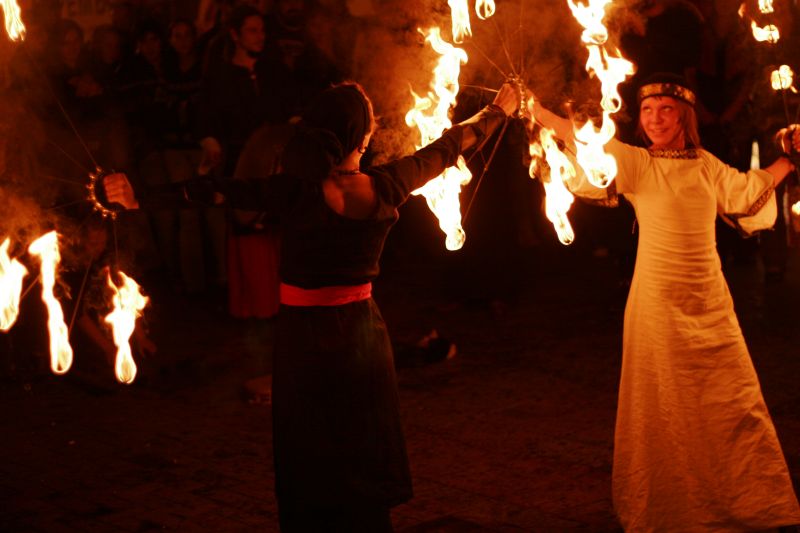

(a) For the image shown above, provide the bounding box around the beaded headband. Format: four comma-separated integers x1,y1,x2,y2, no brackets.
637,82,696,106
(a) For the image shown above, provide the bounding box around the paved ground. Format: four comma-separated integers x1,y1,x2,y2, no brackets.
2,238,800,532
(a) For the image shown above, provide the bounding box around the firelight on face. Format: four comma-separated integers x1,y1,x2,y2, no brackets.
639,96,685,150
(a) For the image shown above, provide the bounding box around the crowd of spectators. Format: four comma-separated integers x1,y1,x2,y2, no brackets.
1,0,343,383
5,0,341,302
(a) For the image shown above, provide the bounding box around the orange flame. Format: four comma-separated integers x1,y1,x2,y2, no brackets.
476,0,496,20
27,231,73,375
0,237,27,331
751,20,780,42
406,27,471,251
567,0,633,188
758,0,775,14
104,270,148,385
1,0,25,41
793,201,800,217
528,120,576,245
448,0,472,43
568,0,612,45
771,65,796,92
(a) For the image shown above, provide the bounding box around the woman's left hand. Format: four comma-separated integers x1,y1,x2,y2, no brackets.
779,125,800,155
791,125,800,153
493,82,521,116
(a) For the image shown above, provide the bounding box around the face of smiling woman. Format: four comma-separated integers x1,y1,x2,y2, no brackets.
639,96,686,150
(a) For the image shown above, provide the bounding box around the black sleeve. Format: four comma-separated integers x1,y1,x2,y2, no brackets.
369,124,465,207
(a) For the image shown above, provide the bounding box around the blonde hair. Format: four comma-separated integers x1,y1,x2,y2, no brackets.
636,97,701,149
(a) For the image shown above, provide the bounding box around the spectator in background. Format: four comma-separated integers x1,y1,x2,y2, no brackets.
89,25,126,92
196,5,283,315
197,5,281,176
197,0,266,77
264,0,342,120
123,20,184,287
45,19,130,201
155,19,227,295
222,1,341,321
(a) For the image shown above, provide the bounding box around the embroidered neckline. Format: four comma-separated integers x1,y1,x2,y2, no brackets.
648,147,699,159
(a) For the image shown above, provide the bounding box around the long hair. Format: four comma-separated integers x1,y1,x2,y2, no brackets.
636,98,701,149
281,82,376,182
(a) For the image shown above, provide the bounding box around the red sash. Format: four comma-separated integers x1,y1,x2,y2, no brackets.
279,282,372,307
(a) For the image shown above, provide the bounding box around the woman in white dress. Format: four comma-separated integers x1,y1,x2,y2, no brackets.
530,73,800,532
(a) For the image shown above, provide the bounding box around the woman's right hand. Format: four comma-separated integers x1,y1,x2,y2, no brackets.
493,82,520,116
102,173,139,210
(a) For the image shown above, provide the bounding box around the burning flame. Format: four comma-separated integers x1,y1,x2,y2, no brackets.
476,0,496,20
104,270,148,385
448,0,472,43
793,201,800,216
527,120,576,245
771,65,796,92
1,0,25,41
406,27,472,251
567,0,633,188
758,0,774,14
0,237,27,331
751,20,780,42
27,231,73,375
568,0,612,45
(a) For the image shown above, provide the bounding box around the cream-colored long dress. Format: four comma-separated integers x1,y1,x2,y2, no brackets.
568,140,800,532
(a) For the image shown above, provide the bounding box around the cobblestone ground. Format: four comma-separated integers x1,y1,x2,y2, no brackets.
2,243,799,532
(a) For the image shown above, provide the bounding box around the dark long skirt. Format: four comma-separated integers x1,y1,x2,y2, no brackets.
272,298,412,530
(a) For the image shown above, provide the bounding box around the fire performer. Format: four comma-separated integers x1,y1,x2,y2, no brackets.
104,80,519,531
529,72,800,531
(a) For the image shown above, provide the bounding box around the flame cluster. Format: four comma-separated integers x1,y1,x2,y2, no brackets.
447,0,496,43
1,0,24,41
406,28,472,251
404,0,499,251
27,232,74,374
525,0,632,244
528,127,577,244
1,232,148,384
105,271,148,384
0,238,26,331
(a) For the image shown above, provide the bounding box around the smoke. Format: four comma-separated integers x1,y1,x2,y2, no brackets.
0,75,88,266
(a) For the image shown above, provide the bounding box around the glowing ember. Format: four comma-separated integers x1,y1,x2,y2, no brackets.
567,0,633,188
105,270,148,385
448,0,472,43
751,21,780,42
793,201,800,217
405,27,471,251
758,0,774,13
1,0,25,41
475,0,496,20
771,65,796,92
0,237,27,331
529,124,576,245
28,231,73,375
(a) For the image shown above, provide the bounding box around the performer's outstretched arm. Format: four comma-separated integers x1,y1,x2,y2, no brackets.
765,126,800,187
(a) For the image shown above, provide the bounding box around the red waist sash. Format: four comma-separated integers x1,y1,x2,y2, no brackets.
279,282,372,307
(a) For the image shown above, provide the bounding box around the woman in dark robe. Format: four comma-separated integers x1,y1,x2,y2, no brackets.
105,80,519,531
